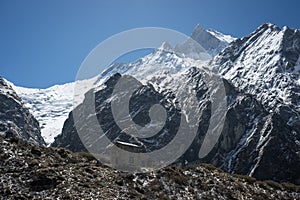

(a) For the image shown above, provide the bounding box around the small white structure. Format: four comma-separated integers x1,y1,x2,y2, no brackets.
111,140,153,172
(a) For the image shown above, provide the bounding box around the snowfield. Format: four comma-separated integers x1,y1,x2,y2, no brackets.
9,77,97,145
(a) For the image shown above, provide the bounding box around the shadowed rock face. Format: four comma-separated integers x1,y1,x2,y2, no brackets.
208,24,300,184
52,73,182,153
0,77,45,146
53,24,300,185
53,69,300,185
195,80,300,185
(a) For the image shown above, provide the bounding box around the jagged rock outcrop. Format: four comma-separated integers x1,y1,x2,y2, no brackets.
0,77,45,145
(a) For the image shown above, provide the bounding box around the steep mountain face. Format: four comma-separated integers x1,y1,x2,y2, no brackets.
53,42,228,157
192,79,300,184
52,66,205,151
212,23,300,133
52,23,300,185
210,23,300,183
53,67,300,184
2,135,300,199
0,77,45,145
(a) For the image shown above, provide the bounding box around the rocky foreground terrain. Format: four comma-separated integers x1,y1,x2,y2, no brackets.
1,135,300,199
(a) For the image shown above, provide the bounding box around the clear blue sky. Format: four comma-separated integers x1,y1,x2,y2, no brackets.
1,0,300,88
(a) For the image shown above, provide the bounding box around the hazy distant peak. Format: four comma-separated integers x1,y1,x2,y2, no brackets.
158,41,173,52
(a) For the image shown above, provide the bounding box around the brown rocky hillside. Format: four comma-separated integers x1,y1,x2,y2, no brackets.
1,135,299,199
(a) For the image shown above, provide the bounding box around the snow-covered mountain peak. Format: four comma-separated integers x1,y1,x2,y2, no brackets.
191,24,205,35
207,29,236,44
190,24,223,50
158,41,173,52
175,24,235,57
214,22,300,76
213,23,300,133
257,23,280,31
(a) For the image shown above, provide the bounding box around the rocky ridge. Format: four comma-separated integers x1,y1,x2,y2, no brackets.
0,77,45,146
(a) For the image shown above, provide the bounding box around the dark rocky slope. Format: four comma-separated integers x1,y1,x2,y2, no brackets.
1,135,300,199
0,77,45,146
